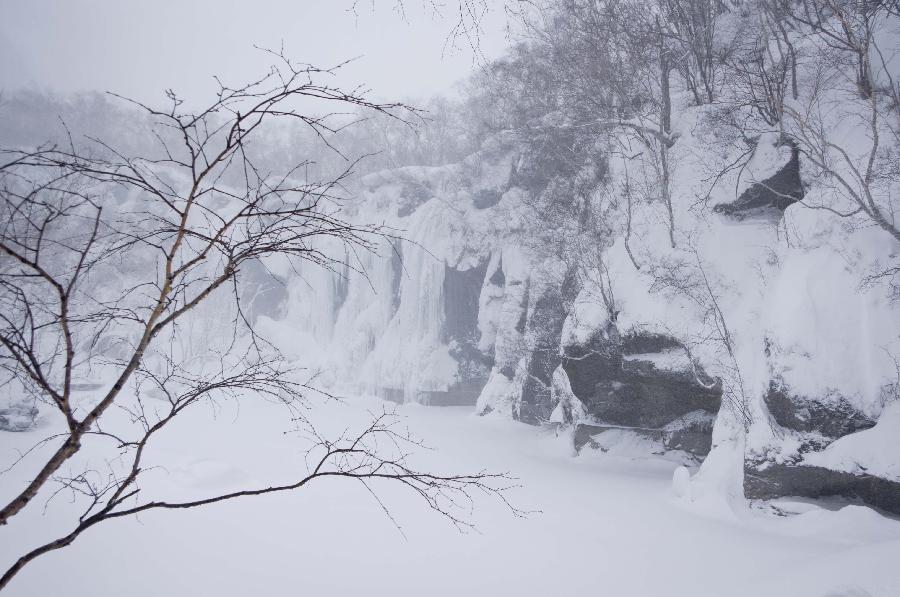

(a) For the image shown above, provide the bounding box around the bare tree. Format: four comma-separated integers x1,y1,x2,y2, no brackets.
660,0,727,105
354,0,500,56
0,53,518,591
724,2,795,128
785,0,885,99
774,0,900,243
645,250,752,428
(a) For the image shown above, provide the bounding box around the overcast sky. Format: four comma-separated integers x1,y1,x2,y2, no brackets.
0,0,511,106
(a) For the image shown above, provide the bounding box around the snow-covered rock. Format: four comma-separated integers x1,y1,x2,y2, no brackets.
0,402,38,432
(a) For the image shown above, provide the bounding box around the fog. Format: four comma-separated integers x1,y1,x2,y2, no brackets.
0,0,510,104
3,2,900,596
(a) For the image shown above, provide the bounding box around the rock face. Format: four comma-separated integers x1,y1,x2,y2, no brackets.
240,259,289,322
663,411,717,456
563,330,722,459
745,464,900,515
472,188,502,209
393,175,433,218
764,381,876,439
443,263,488,347
518,270,579,424
714,137,803,220
745,380,900,515
440,262,492,406
286,113,899,519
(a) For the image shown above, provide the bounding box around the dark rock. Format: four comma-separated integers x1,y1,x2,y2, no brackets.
714,138,803,221
443,262,488,346
0,404,38,432
765,381,875,439
562,331,721,458
563,335,722,429
745,463,900,516
239,259,288,322
418,380,485,406
749,381,894,513
514,280,529,335
378,387,405,404
443,261,492,397
663,411,716,457
518,270,579,425
488,257,506,287
620,332,681,355
333,261,350,312
390,242,403,316
473,188,502,209
396,179,432,217
581,374,721,429
498,363,518,380
561,329,621,399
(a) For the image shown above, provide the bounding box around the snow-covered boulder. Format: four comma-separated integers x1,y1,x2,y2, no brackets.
0,402,38,432
563,329,722,459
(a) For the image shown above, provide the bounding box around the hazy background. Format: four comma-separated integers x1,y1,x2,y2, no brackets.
0,0,511,105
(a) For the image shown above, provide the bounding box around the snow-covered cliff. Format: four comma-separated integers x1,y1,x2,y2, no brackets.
263,94,900,514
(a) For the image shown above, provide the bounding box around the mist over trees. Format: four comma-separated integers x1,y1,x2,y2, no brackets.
0,50,520,590
460,0,900,421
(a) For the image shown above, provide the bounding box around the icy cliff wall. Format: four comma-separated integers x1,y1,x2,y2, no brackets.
266,102,900,513
262,136,522,404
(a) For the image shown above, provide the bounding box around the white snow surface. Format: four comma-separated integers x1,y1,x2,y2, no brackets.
803,401,900,481
623,348,693,372
2,394,900,597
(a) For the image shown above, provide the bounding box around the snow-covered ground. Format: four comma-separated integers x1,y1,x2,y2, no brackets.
2,395,899,597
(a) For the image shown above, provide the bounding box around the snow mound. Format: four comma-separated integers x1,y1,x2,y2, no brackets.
803,401,900,481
